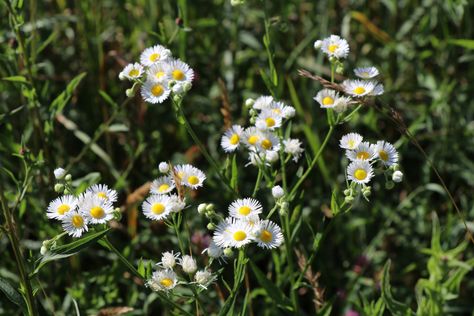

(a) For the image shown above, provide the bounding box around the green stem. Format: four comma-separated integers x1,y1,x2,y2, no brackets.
289,126,334,201
278,129,288,192
172,213,186,255
101,237,142,279
0,190,38,316
252,168,263,198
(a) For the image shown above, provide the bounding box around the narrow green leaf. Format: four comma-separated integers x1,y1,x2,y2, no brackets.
447,39,474,49
230,154,238,190
381,260,414,316
0,277,26,310
1,76,28,84
49,72,87,114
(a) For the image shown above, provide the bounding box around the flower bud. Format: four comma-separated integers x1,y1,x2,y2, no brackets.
362,186,371,198
207,222,216,230
272,185,284,199
329,56,337,63
336,64,344,74
195,270,213,285
245,98,255,107
65,174,72,182
180,255,197,274
205,203,215,212
344,196,354,204
183,82,192,92
54,183,64,193
392,170,403,183
198,203,207,214
313,40,322,50
118,72,126,81
158,162,170,173
54,168,66,180
385,181,395,190
223,248,234,258
279,201,289,216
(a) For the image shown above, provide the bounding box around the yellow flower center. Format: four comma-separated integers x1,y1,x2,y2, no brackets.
238,206,251,216
160,278,173,288
272,108,281,114
155,71,166,79
328,44,339,52
158,184,170,193
379,150,388,161
152,203,165,215
129,69,139,77
151,84,164,97
187,175,199,185
261,139,272,150
260,230,273,243
149,53,160,62
356,151,370,160
347,140,355,149
233,230,247,241
361,71,369,77
72,215,84,228
265,117,276,127
229,134,240,145
354,169,367,181
90,206,105,219
172,69,185,81
353,87,366,95
97,192,107,199
248,135,259,145
322,96,334,105
57,204,70,215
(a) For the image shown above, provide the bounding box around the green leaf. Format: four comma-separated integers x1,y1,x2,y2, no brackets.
99,90,118,109
0,277,26,310
230,154,238,190
1,76,28,84
447,39,474,49
331,189,340,216
49,72,87,114
249,261,293,311
381,260,414,316
32,229,110,275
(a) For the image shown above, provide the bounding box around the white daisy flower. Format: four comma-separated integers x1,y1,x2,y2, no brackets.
252,96,274,110
141,79,171,104
157,251,180,269
255,109,282,130
194,270,216,289
221,125,244,153
283,138,304,162
370,82,384,96
213,218,254,248
47,195,78,220
178,165,206,189
242,127,262,150
240,214,261,235
346,141,376,162
150,176,175,195
375,141,398,166
314,89,339,109
228,198,263,219
142,194,173,221
342,79,376,97
168,194,186,213
268,101,295,119
119,63,144,81
61,211,88,238
202,240,224,259
53,167,66,179
320,35,350,59
179,255,197,274
86,184,118,203
140,45,172,66
257,131,280,153
246,151,275,167
347,160,374,185
165,59,194,85
354,67,379,79
79,194,114,224
339,133,363,150
146,63,170,82
147,269,178,292
253,220,284,249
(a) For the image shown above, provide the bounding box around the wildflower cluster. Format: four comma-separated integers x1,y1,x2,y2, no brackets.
141,162,205,221
119,44,194,103
220,95,303,165
147,251,216,292
205,198,284,252
46,169,119,238
340,133,403,202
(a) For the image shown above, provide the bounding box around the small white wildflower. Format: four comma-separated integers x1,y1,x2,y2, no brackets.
252,95,274,110
346,141,377,162
392,170,403,183
347,160,374,185
158,162,170,173
61,211,88,238
283,138,304,162
221,125,244,153
342,79,375,97
339,133,363,150
213,218,254,248
229,198,263,220
354,67,379,79
87,184,118,203
54,168,66,179
202,241,224,259
150,176,175,195
158,251,180,269
147,269,178,292
313,40,323,50
194,270,216,289
47,195,77,220
272,185,284,199
141,79,171,104
320,35,350,59
180,255,197,274
119,63,144,81
375,141,399,166
140,45,172,66
253,220,284,249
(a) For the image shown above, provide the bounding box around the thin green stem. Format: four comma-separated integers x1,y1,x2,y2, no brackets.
101,237,142,279
0,190,38,316
289,126,334,201
278,129,288,192
252,168,263,198
172,213,186,255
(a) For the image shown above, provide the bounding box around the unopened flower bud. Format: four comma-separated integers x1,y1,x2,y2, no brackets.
245,98,255,107
183,82,192,92
272,185,284,199
54,168,66,179
125,88,135,98
329,56,337,63
223,248,234,258
180,255,197,274
65,174,72,182
205,203,215,212
392,170,403,183
336,64,344,74
343,189,351,196
207,222,216,230
54,183,64,193
279,201,289,216
344,196,354,204
158,162,169,173
314,40,323,50
198,203,207,214
362,186,371,198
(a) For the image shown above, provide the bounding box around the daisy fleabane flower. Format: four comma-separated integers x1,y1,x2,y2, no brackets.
228,198,263,219
194,270,215,289
252,95,274,110
140,44,172,66
320,35,350,59
242,127,262,150
62,211,88,238
180,255,197,274
347,160,374,185
213,218,254,248
346,141,376,162
86,184,118,203
147,269,178,292
142,194,174,221
165,59,194,86
221,125,244,153
257,131,280,153
342,79,376,97
157,251,180,269
178,165,206,189
283,138,304,162
375,141,399,166
202,241,224,260
255,109,282,130
47,195,78,220
119,63,144,81
269,101,295,119
79,194,114,224
354,67,379,79
141,79,171,104
314,89,339,109
146,63,169,82
150,175,175,195
253,220,284,249
339,133,363,150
